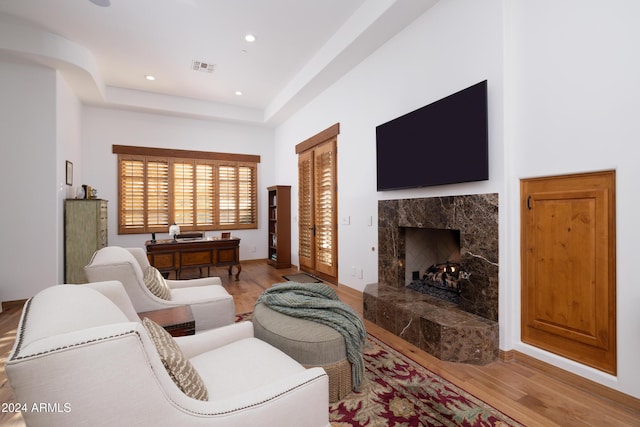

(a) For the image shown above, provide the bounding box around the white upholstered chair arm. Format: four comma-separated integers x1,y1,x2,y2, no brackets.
182,368,330,427
175,321,253,358
169,287,235,332
166,276,222,288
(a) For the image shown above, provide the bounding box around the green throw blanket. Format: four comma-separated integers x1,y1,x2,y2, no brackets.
256,282,366,391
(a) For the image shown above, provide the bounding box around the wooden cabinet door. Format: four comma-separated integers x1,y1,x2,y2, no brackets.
521,171,616,374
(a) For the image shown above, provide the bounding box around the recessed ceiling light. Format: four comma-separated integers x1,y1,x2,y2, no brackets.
235,91,243,96
145,75,156,81
244,34,256,42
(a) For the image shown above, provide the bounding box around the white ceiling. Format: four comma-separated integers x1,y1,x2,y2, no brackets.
0,0,438,124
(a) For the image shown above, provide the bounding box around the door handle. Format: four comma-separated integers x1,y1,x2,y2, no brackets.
527,195,532,210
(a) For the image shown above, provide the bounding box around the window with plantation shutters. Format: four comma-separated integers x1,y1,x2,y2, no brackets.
114,145,259,235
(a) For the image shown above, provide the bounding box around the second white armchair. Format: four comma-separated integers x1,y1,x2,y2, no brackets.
85,246,235,331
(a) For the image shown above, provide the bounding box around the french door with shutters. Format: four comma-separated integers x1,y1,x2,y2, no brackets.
298,137,338,281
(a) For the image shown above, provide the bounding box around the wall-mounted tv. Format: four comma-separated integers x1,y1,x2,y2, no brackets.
376,80,488,191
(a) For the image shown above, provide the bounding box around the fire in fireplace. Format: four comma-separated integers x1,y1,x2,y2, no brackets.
407,262,468,304
403,227,464,303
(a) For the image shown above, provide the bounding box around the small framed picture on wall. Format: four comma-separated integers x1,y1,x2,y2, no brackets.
66,161,73,186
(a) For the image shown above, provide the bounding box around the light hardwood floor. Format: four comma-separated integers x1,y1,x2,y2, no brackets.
1,260,639,426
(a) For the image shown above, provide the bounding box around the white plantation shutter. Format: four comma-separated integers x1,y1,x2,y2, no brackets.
115,147,258,234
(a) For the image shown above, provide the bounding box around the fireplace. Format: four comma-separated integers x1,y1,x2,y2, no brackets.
404,227,462,304
364,194,499,364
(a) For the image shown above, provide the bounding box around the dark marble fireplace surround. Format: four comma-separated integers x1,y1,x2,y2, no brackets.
364,194,499,364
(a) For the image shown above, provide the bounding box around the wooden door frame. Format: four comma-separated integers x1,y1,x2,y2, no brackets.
296,124,339,283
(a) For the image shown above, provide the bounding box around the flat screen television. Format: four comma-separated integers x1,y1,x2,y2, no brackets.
376,80,488,191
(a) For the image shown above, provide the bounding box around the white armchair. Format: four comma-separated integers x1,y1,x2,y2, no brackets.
6,282,330,427
84,246,235,331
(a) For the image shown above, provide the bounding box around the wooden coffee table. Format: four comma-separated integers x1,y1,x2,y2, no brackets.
139,306,195,337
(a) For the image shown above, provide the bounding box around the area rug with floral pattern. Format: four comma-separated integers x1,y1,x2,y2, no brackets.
236,312,523,427
329,334,523,426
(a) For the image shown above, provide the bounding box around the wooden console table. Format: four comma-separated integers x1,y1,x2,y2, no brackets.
139,306,195,337
145,237,241,280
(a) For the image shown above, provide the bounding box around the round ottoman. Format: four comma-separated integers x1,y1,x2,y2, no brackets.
252,303,353,402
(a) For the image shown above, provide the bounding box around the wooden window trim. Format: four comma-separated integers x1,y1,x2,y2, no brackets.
295,123,340,154
113,145,260,163
115,145,259,235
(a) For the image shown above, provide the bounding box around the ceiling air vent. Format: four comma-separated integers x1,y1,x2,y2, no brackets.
191,60,215,73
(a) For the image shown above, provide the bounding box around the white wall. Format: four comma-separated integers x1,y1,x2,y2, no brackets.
81,107,275,261
0,62,60,302
275,0,640,398
56,73,84,283
505,0,640,398
275,0,505,292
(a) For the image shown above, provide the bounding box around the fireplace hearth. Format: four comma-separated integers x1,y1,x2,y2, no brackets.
364,194,499,365
408,280,460,304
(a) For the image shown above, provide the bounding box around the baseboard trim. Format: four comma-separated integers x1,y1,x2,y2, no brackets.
503,349,640,411
2,299,27,312
335,282,362,300
499,349,517,362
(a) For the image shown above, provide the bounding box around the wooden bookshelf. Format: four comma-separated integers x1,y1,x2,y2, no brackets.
267,185,291,268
